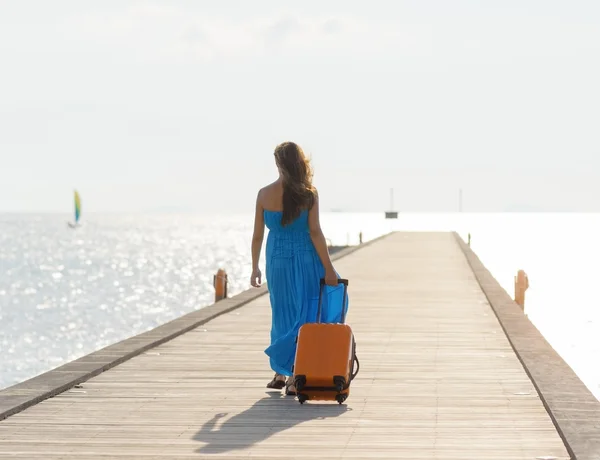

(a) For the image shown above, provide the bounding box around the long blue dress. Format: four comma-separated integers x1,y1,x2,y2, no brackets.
263,209,349,376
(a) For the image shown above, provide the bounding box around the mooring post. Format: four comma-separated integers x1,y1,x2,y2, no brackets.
213,268,228,302
514,269,529,309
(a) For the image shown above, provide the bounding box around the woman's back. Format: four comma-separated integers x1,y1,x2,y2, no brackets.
264,209,309,232
260,180,311,233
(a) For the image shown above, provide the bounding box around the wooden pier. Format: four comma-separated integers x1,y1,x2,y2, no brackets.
1,232,598,459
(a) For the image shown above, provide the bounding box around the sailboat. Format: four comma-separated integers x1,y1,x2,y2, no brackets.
68,190,82,228
385,188,398,219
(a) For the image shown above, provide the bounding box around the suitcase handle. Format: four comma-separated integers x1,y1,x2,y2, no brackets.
351,354,360,381
319,278,348,287
350,335,360,382
316,278,349,324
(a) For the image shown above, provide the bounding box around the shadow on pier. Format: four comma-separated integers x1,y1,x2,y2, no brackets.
193,391,350,454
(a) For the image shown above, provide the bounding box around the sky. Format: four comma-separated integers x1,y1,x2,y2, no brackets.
1,0,599,213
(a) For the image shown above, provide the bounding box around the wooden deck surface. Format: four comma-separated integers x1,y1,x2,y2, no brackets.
0,232,570,459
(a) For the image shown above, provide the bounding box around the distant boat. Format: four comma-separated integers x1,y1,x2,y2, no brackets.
68,190,82,228
385,188,398,219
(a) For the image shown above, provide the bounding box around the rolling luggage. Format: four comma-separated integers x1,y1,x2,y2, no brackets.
292,278,359,404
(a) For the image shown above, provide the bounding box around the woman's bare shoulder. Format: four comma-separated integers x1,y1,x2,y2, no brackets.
257,181,280,196
256,181,282,207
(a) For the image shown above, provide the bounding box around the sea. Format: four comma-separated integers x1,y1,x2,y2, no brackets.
0,212,598,401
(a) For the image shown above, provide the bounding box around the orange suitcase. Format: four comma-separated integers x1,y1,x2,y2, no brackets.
293,278,359,404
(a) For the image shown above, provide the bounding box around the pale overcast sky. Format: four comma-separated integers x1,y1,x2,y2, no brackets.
1,1,599,213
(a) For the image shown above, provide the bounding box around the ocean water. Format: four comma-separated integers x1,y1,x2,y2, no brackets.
0,212,598,401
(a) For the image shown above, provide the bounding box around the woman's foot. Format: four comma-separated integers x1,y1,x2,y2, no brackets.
266,373,286,389
285,377,297,396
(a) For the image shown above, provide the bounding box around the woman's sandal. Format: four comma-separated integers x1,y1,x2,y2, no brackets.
266,373,286,390
285,378,297,396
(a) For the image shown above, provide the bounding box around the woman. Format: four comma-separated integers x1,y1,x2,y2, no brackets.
250,141,348,396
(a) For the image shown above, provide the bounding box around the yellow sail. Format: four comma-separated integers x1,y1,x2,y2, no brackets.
74,190,81,223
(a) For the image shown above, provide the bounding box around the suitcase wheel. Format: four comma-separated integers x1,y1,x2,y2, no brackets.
335,394,347,405
298,394,308,404
294,375,306,392
333,376,346,393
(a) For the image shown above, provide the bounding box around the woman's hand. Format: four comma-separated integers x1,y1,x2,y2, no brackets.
250,268,262,287
324,267,338,286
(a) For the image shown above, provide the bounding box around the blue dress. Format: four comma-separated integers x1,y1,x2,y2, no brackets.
263,209,349,376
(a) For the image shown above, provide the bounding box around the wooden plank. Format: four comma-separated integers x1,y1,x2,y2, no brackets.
0,232,571,459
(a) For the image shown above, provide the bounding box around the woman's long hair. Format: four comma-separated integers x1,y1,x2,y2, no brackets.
274,142,317,226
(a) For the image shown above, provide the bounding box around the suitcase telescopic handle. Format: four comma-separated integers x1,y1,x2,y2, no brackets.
316,278,349,324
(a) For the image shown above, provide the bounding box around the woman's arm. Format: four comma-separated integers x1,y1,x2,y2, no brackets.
250,189,265,286
308,190,336,282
